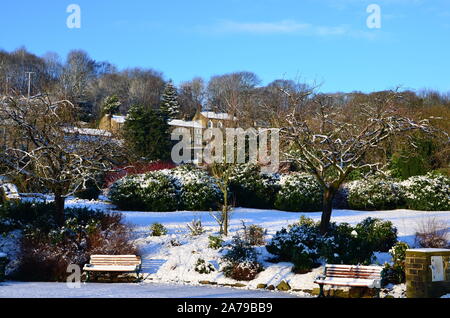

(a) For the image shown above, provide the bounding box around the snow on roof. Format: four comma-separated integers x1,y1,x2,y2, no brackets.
63,127,112,137
168,119,204,129
200,111,237,121
111,115,126,124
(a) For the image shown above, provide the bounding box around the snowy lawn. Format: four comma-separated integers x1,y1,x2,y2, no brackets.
0,281,299,298
5,195,448,298
60,197,450,297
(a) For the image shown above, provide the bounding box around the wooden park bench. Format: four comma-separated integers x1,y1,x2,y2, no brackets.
83,255,142,282
314,264,383,298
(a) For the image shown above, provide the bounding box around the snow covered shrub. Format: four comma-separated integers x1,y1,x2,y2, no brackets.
266,217,323,271
109,171,178,212
274,173,323,212
400,173,450,211
229,164,279,209
382,242,409,285
150,223,168,236
139,172,178,211
15,208,137,281
355,217,398,252
221,236,263,281
347,177,403,210
323,218,397,264
208,235,224,249
169,165,222,211
108,175,145,211
322,222,375,265
186,218,204,236
414,217,449,248
241,222,266,246
194,258,215,274
267,216,397,268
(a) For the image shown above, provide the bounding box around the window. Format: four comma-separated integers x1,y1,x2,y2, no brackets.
208,120,213,128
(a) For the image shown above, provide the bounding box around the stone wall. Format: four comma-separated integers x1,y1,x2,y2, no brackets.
405,249,450,298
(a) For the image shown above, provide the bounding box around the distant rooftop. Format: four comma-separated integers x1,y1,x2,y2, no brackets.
169,119,204,129
200,111,237,121
111,115,126,124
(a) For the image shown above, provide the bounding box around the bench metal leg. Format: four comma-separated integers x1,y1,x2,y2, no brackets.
375,288,380,298
135,271,140,283
318,284,325,298
85,271,90,283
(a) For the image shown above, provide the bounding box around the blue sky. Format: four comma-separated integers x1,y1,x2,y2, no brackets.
1,0,450,93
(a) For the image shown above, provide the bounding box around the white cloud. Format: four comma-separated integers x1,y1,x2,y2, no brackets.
201,19,377,39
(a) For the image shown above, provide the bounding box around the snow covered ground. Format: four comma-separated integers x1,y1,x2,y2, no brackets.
4,195,449,298
0,281,298,298
61,197,450,297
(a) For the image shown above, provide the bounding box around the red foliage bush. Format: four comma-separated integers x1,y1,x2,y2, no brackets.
105,161,176,186
15,212,137,282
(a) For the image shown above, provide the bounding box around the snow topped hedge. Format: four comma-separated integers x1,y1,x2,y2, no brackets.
347,177,403,210
229,164,280,209
109,165,222,211
400,173,450,211
274,173,323,212
167,165,222,211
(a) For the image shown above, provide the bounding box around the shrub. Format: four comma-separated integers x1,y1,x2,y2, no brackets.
208,235,224,250
414,217,449,248
75,179,102,200
108,175,145,211
75,173,104,200
221,236,263,281
169,165,222,211
355,217,398,252
109,171,178,212
241,223,266,246
194,258,215,274
401,173,450,211
229,164,279,209
267,216,397,270
109,165,223,212
150,223,168,237
14,207,137,281
139,172,178,211
0,201,58,233
323,222,375,265
266,217,323,271
186,218,204,236
382,242,409,285
274,173,323,212
347,177,403,210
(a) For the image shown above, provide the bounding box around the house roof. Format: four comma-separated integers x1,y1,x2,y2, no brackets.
111,115,126,124
168,119,204,129
63,127,112,137
200,111,237,121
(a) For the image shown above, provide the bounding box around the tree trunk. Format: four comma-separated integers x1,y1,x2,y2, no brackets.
223,189,229,236
320,188,335,235
54,192,66,226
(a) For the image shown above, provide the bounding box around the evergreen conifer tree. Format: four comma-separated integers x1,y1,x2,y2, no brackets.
160,80,180,120
123,104,172,161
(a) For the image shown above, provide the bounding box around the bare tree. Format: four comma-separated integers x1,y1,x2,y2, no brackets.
208,163,234,236
0,94,123,225
279,90,437,234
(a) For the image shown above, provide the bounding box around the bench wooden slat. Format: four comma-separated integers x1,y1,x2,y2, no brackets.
83,255,142,282
315,264,383,297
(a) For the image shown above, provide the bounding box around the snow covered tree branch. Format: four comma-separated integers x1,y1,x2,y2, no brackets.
0,94,124,224
278,90,442,234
